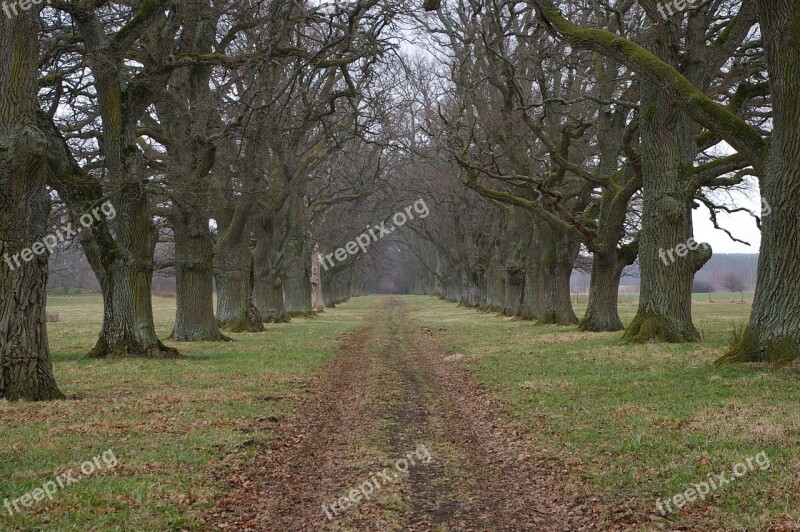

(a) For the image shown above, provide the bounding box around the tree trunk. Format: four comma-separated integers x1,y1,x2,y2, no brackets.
520,226,543,320
0,7,63,400
484,215,506,313
86,192,181,358
503,266,525,316
446,268,464,303
171,211,228,341
322,269,336,308
580,67,641,332
580,252,625,332
623,86,709,343
538,229,580,325
215,238,264,333
311,243,325,311
719,1,800,364
485,230,506,312
500,208,530,317
332,271,351,304
253,215,290,323
67,13,179,359
283,188,313,316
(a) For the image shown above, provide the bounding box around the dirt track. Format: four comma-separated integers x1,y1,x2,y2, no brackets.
205,297,605,531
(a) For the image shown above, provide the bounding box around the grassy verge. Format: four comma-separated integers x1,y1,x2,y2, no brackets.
405,296,800,530
0,295,376,531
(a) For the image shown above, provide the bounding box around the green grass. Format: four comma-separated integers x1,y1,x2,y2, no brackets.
4,293,797,530
0,295,378,531
406,296,800,530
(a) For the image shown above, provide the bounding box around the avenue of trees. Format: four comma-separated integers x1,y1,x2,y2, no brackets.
1,0,797,401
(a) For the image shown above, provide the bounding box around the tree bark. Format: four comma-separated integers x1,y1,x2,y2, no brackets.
719,1,800,364
159,0,225,343
537,227,580,325
623,84,710,343
70,9,179,359
253,215,290,323
503,266,525,316
322,269,336,308
580,252,627,332
86,191,181,358
484,217,506,312
171,210,229,341
215,236,264,333
283,186,313,316
0,7,63,400
503,208,530,317
311,243,325,311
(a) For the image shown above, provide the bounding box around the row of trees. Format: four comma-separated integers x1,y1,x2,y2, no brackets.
1,0,433,400
2,0,797,401
392,0,795,366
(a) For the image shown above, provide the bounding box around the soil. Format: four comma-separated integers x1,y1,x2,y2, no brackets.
204,297,609,531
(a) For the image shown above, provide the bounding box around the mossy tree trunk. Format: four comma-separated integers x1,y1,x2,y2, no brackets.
321,269,336,308
537,226,580,325
283,184,313,316
72,8,180,359
500,208,529,317
39,113,177,358
159,0,226,343
580,253,627,332
211,135,264,333
253,214,290,323
623,86,709,343
0,7,64,400
579,55,642,332
721,1,800,364
452,214,481,307
171,209,228,341
484,216,506,311
521,221,543,321
214,236,264,333
88,188,182,358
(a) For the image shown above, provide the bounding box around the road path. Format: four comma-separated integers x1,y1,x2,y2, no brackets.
207,297,603,531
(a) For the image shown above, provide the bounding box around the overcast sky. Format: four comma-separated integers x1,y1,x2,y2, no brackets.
693,184,763,254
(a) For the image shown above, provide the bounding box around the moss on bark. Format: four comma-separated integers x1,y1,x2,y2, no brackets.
715,327,800,367
622,313,700,343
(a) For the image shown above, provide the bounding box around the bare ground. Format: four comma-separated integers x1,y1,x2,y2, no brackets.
204,297,612,531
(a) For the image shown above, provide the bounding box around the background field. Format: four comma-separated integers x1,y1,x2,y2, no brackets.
1,294,797,530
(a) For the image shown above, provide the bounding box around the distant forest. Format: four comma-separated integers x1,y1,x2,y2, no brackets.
49,244,758,296
573,254,760,294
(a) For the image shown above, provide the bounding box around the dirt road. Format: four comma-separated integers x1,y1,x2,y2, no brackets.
206,298,604,531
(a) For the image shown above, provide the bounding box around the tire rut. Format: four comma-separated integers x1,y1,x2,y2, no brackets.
205,297,605,531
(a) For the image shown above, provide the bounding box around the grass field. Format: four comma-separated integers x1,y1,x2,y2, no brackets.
407,296,800,530
0,295,370,531
1,294,797,530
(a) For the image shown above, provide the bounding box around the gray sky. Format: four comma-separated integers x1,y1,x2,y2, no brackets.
694,186,762,254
